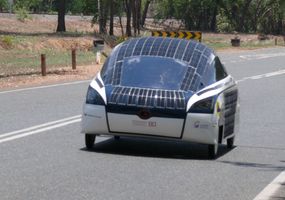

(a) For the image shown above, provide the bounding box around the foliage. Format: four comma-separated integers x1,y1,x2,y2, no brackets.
14,6,31,22
69,0,86,14
0,0,9,11
155,0,284,34
6,0,284,35
1,36,14,49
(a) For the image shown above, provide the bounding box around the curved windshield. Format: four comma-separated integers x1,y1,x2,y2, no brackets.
120,56,188,90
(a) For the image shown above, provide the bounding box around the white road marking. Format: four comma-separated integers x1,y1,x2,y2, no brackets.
253,171,285,200
0,115,81,139
237,69,285,83
240,52,285,60
0,79,91,95
0,118,81,144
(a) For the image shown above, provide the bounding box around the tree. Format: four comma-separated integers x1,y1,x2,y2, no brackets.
109,0,114,35
141,0,151,27
56,0,66,32
125,0,132,36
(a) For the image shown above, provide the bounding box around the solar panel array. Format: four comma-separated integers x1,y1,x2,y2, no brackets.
105,37,213,93
109,86,186,110
224,89,238,137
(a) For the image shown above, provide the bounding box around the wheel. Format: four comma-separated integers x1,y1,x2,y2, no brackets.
208,143,218,159
227,137,235,149
85,134,96,149
114,136,120,140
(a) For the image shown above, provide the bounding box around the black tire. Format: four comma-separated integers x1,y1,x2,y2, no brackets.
85,134,96,150
227,137,235,149
208,144,218,159
114,136,120,140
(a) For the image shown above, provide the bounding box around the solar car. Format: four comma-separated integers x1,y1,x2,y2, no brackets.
81,37,239,158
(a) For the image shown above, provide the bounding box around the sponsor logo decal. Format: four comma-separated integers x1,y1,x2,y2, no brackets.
194,121,209,129
132,120,157,127
148,121,157,127
194,121,200,128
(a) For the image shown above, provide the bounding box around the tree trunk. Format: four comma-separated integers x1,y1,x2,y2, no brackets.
109,0,114,35
98,0,105,34
132,0,137,36
56,0,66,32
210,4,217,32
141,0,151,27
119,15,124,36
136,0,141,35
125,0,132,36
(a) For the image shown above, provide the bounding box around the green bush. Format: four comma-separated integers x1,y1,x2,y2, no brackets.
14,6,31,22
0,0,9,11
216,14,235,33
1,36,14,48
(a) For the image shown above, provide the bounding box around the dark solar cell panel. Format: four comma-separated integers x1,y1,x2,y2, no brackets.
196,43,206,52
149,90,156,107
150,38,163,56
127,88,135,105
189,50,202,67
138,89,147,106
124,40,137,58
157,38,171,57
166,39,179,58
180,67,195,91
203,48,212,57
174,40,188,60
189,74,200,91
133,37,147,56
175,91,185,109
109,87,186,110
117,45,127,61
182,42,195,62
196,56,208,75
117,87,128,104
141,37,155,55
112,62,123,85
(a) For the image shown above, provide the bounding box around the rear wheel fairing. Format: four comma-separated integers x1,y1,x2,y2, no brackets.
182,113,219,144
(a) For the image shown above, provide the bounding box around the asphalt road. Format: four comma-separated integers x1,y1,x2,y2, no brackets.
0,47,285,200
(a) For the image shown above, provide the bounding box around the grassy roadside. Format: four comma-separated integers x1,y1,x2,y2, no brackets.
0,32,284,77
0,34,97,77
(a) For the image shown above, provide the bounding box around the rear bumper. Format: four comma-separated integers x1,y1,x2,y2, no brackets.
81,104,219,145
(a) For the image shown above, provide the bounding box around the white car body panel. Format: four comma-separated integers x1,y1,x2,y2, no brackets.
182,113,218,144
81,104,108,134
107,113,183,138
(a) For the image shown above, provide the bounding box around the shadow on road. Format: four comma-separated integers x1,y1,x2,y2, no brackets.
219,160,285,172
81,136,235,160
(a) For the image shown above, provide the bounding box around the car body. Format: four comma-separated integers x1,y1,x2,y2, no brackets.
81,36,239,158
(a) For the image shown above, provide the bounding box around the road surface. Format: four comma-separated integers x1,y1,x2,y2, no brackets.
0,47,285,200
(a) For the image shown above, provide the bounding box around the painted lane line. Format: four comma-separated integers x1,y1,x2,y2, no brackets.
253,171,285,200
237,69,285,83
0,79,91,95
240,52,285,60
0,118,81,144
0,115,81,139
